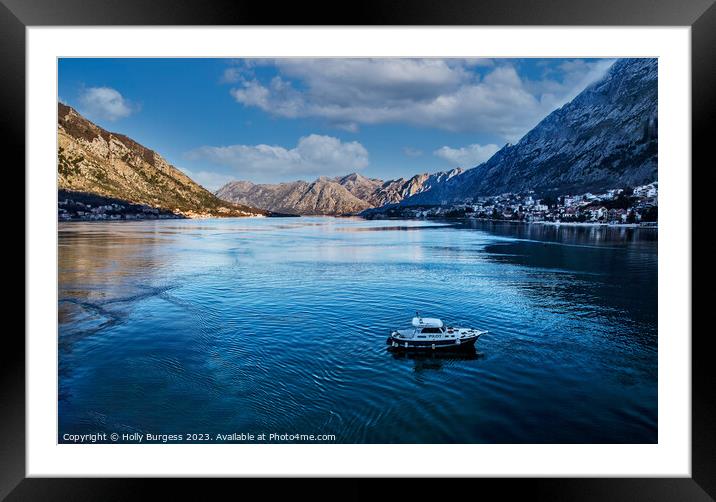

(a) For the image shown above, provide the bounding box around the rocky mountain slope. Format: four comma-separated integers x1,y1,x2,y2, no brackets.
58,103,268,218
216,169,463,215
371,169,463,206
215,177,372,216
401,58,658,205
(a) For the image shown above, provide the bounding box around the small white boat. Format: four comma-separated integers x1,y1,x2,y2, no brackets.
387,313,487,351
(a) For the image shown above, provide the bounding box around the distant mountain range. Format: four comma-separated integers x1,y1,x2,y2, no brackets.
59,58,657,220
58,103,269,218
215,169,463,216
218,58,657,216
397,58,658,206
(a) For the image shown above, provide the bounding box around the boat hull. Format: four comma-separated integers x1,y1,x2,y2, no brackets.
386,334,480,351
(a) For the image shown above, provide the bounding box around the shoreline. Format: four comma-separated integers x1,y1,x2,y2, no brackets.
57,214,291,222
58,212,657,229
534,221,656,229
360,214,658,229
457,218,657,229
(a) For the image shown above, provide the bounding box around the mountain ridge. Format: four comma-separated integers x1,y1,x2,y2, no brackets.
215,168,463,215
57,103,270,218
399,58,657,206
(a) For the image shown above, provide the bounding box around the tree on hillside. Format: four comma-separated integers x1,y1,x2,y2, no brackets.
541,194,558,208
641,206,658,222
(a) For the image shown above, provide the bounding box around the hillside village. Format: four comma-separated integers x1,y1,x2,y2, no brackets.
364,182,658,226
58,190,182,221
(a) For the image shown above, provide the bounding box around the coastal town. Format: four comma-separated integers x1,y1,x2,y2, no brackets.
366,182,658,226
58,190,181,221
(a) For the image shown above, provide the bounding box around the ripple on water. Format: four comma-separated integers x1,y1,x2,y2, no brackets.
58,217,658,443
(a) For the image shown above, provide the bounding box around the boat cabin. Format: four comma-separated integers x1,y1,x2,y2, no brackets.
411,317,446,334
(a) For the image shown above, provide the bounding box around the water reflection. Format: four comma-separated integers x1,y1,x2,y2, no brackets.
390,347,483,371
58,217,657,443
459,219,658,245
334,224,454,233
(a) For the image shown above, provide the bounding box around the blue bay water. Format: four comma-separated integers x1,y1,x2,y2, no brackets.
58,217,657,443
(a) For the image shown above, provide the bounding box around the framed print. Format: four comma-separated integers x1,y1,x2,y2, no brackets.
5,0,711,498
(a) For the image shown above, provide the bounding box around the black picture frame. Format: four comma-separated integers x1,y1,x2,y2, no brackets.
4,0,709,499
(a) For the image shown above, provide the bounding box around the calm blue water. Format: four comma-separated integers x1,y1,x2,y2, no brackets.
58,217,657,443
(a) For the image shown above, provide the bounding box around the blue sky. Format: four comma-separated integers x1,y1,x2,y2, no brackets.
58,57,614,189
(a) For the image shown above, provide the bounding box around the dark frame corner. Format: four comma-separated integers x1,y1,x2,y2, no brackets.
5,0,711,499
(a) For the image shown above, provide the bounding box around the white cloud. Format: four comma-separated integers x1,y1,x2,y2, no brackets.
226,58,615,142
403,147,423,158
77,87,135,121
185,135,369,180
433,143,501,168
220,67,242,84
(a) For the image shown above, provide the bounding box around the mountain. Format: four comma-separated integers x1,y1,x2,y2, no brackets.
215,177,372,215
334,173,385,204
371,169,463,206
57,103,269,217
400,58,658,206
227,59,656,217
216,168,463,215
